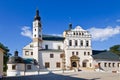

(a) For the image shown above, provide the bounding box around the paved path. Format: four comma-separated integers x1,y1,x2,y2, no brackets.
2,71,120,80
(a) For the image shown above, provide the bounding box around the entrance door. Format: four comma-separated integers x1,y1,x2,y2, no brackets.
72,62,77,67
83,62,87,67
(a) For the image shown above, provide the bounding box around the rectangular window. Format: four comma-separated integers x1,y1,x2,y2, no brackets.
72,52,74,55
45,62,50,68
50,54,54,58
58,46,61,50
25,51,29,56
69,40,72,46
60,54,63,58
75,40,78,46
84,52,86,56
12,65,16,70
76,52,78,55
56,62,61,68
45,45,48,49
81,40,83,46
27,65,32,70
86,40,89,47
118,63,120,67
31,52,33,55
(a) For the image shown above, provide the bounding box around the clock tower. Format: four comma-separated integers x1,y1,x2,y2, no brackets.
33,9,42,62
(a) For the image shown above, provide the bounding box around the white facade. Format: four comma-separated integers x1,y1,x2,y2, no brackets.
7,10,120,76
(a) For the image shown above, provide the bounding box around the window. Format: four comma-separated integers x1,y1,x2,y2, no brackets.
60,54,63,58
45,45,48,49
25,51,29,56
69,40,72,46
58,46,61,50
31,52,33,55
90,63,92,67
50,54,54,58
88,52,90,55
80,40,83,46
12,65,16,70
73,32,75,35
98,63,101,67
79,32,81,35
30,45,33,48
76,32,78,35
75,40,78,46
118,63,120,67
84,52,86,56
72,52,74,55
39,35,41,37
34,34,36,37
82,32,84,35
45,62,50,68
86,40,89,47
76,52,78,55
112,63,115,67
104,63,107,67
56,62,61,68
27,65,32,70
109,63,111,67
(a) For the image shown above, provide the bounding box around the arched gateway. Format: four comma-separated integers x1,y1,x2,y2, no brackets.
70,55,80,69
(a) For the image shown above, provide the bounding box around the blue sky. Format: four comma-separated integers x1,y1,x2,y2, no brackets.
0,0,120,56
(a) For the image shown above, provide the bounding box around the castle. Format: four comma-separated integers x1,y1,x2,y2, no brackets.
7,10,120,76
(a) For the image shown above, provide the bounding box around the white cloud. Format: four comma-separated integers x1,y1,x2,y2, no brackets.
116,19,120,22
21,26,32,39
88,26,120,41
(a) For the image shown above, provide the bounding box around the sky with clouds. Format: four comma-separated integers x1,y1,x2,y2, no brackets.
0,0,120,56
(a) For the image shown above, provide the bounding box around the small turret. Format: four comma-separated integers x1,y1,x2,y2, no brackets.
69,23,72,30
34,9,41,21
14,50,18,56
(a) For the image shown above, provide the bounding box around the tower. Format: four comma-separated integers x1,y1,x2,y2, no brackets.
33,9,42,62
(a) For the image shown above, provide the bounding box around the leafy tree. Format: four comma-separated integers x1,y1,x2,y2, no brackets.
109,45,120,56
0,42,11,72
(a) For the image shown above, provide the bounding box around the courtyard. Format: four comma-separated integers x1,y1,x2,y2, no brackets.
3,71,120,80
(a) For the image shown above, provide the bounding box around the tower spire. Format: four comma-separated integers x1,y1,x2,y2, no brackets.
34,9,41,21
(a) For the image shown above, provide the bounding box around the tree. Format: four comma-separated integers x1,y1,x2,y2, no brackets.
109,45,120,56
0,42,10,72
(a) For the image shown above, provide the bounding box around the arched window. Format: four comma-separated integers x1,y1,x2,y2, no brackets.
69,40,72,46
112,63,115,67
88,52,90,55
109,63,111,67
104,63,107,67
